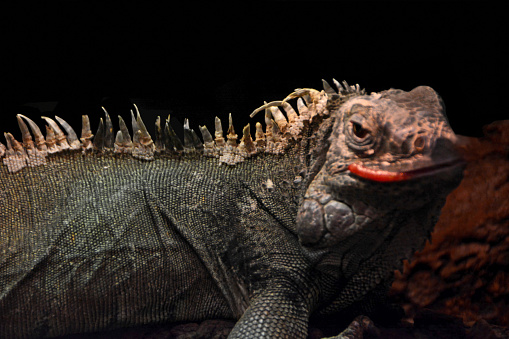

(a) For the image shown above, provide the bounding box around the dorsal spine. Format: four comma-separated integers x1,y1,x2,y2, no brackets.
0,80,364,172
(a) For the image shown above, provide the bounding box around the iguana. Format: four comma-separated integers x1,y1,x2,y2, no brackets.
0,80,465,338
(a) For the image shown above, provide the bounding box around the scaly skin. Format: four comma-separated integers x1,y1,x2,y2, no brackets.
0,81,464,338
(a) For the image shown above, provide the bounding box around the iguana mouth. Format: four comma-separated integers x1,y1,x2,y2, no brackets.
348,157,465,183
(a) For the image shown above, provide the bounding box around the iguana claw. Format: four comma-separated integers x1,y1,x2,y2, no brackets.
325,316,379,339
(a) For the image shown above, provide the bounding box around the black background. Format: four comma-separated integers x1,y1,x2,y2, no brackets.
1,2,507,141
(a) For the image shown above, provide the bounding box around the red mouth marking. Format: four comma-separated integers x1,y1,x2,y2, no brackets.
348,159,464,183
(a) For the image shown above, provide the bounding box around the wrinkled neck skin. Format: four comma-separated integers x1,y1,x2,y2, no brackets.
295,159,454,316
299,169,447,270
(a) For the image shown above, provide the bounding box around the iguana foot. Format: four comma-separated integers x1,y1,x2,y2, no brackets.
326,316,380,339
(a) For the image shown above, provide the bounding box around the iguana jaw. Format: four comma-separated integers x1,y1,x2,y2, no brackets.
348,156,465,183
296,153,465,248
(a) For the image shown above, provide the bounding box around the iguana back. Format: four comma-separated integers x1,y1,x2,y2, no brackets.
1,146,311,336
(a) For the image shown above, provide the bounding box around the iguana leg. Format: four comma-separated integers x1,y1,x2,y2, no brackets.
228,281,311,339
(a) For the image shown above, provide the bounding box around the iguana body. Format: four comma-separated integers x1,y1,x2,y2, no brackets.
0,81,464,338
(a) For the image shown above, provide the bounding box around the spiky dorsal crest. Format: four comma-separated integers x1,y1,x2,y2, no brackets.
0,80,364,173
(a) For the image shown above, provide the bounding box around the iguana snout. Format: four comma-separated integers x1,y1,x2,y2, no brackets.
327,86,464,182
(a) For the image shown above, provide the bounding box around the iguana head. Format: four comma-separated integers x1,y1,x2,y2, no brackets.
294,85,465,248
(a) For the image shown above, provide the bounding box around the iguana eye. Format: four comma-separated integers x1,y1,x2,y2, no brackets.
351,121,369,139
345,115,378,154
347,117,372,144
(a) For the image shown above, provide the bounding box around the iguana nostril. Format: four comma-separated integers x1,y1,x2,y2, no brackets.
414,136,425,152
